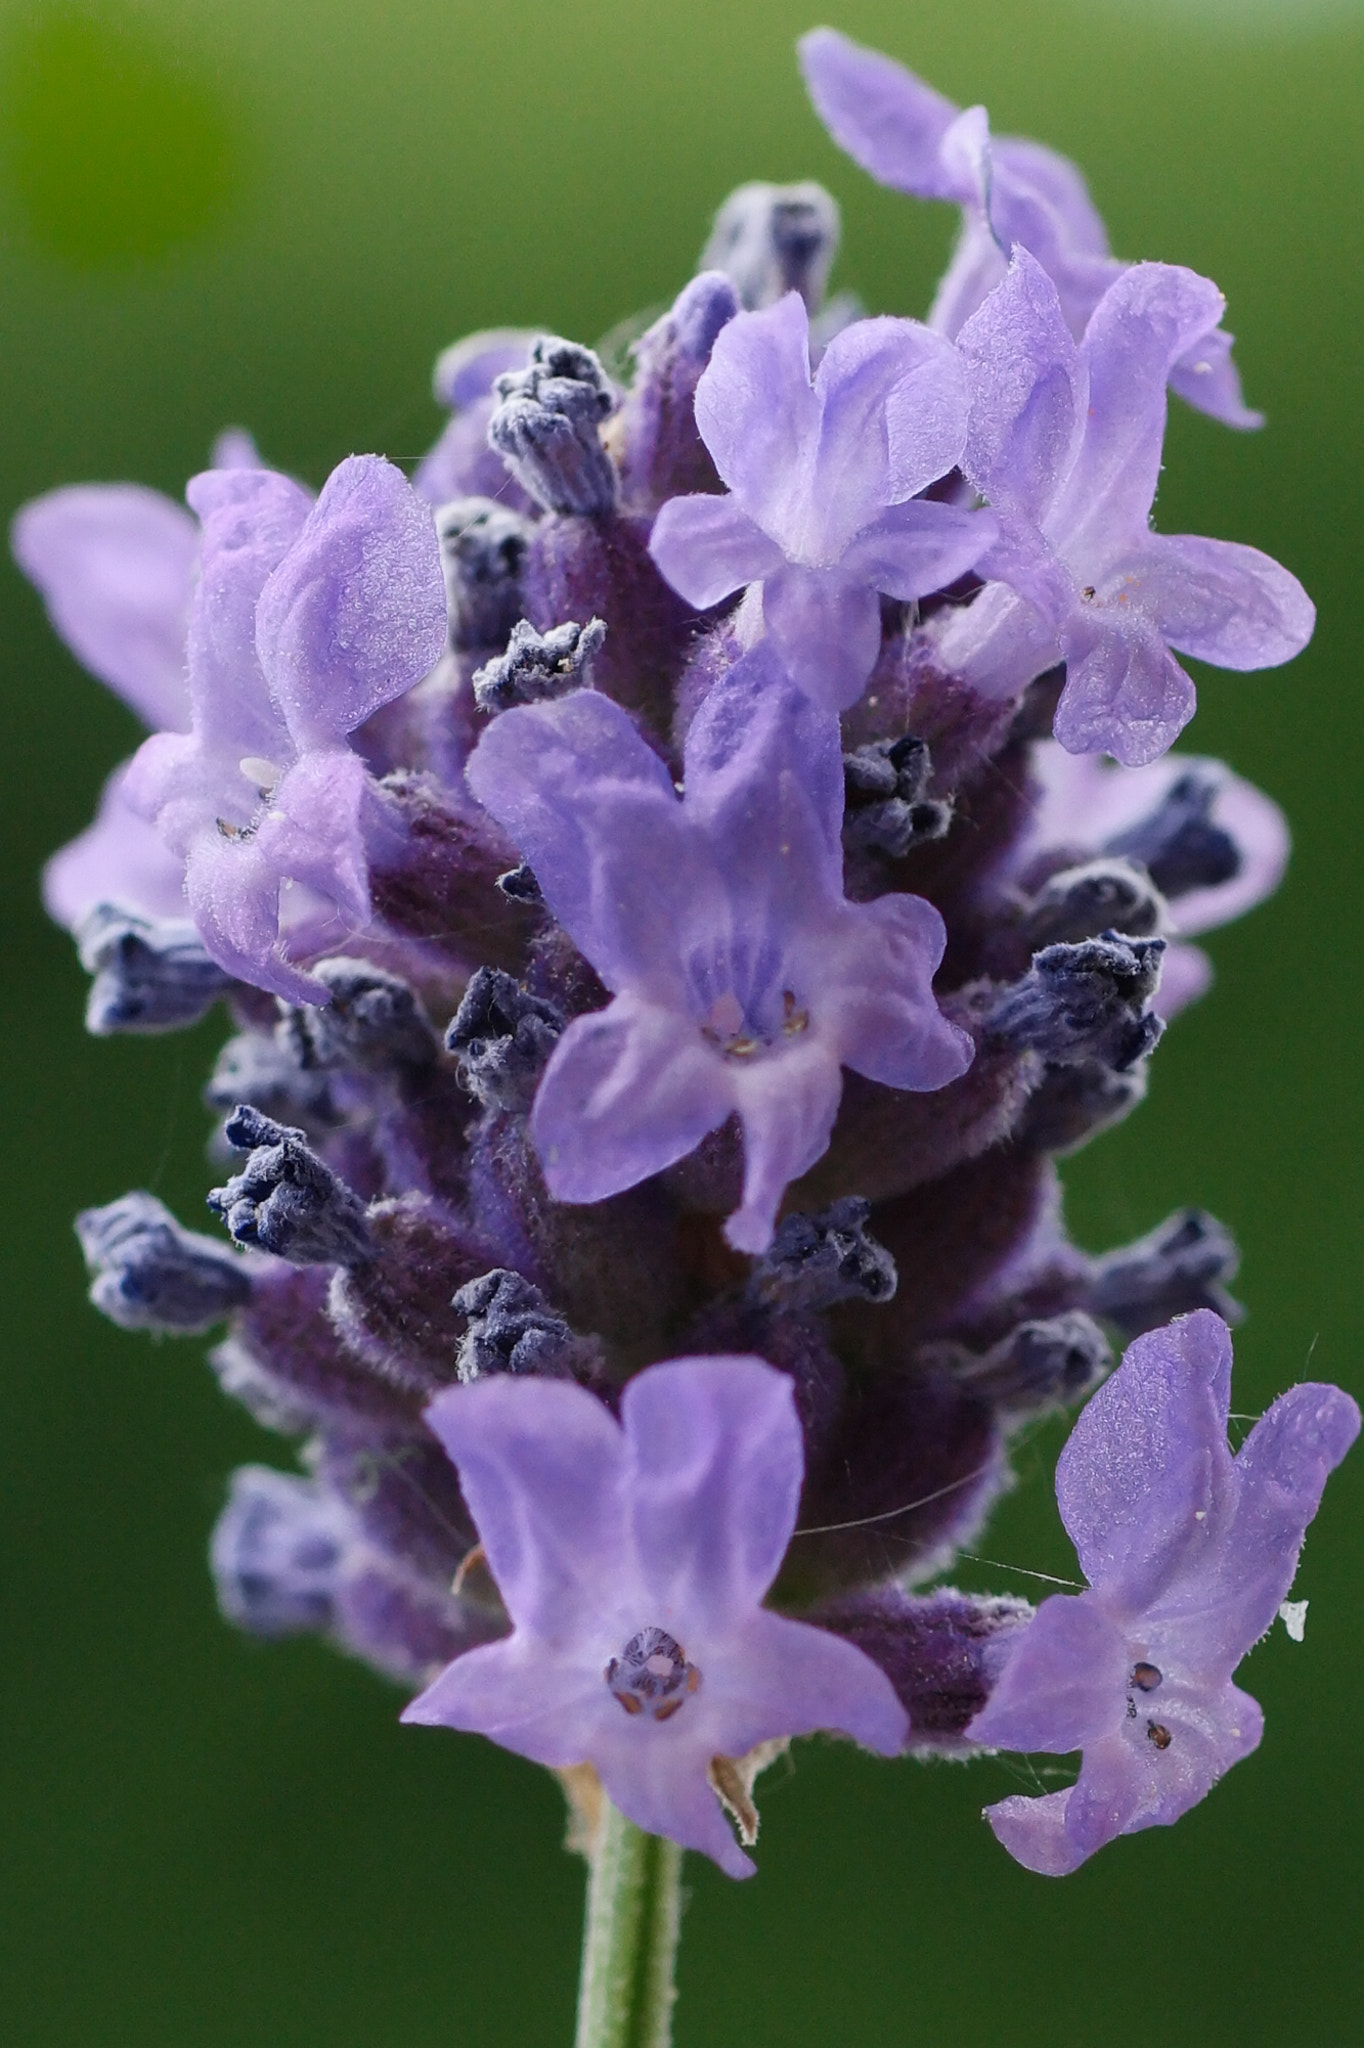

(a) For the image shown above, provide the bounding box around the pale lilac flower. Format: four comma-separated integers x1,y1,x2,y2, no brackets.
402,1354,908,1876
797,27,1259,430
935,252,1313,765
465,644,972,1252
123,458,446,1002
648,293,993,710
967,1310,1359,1874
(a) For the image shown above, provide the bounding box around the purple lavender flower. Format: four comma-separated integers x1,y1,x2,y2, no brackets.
122,458,446,1001
465,644,972,1251
647,292,994,710
797,26,1259,430
967,1310,1359,1874
935,252,1314,764
402,1353,908,1876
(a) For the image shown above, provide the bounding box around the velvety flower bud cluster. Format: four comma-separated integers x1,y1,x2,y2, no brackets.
20,27,1353,1882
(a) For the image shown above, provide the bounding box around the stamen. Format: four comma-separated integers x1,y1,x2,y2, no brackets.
605,1627,701,1721
1130,1661,1162,1692
239,756,284,794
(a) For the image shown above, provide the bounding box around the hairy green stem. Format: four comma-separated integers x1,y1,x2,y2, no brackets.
573,1799,684,2048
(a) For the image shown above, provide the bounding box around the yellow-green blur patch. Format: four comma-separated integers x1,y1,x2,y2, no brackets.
1,7,243,266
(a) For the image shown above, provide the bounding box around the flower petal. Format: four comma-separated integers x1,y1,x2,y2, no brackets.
1055,1309,1233,1615
693,293,819,534
726,1042,845,1252
984,1788,1091,1876
1127,532,1314,672
798,29,964,201
1054,263,1227,555
648,494,784,608
401,1634,607,1763
832,893,974,1092
967,1593,1128,1753
421,1374,628,1639
185,466,312,761
11,483,197,729
1148,1381,1361,1674
622,1357,803,1627
761,566,883,711
957,248,1087,530
1167,324,1263,432
533,997,731,1204
842,500,997,604
597,1745,756,1879
1055,611,1196,766
42,762,187,931
465,687,680,968
811,317,968,540
256,455,447,749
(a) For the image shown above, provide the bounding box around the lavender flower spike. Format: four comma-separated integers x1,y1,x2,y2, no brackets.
402,1354,908,1876
797,27,1259,430
968,1310,1359,1874
123,458,447,1001
937,253,1313,764
648,292,994,711
465,644,972,1252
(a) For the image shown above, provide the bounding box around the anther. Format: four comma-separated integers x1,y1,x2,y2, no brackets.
1130,1662,1163,1692
1146,1720,1173,1750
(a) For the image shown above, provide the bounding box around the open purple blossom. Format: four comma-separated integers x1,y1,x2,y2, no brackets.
402,1354,907,1876
648,292,994,710
968,1310,1359,1874
934,252,1314,765
122,458,446,1002
798,27,1258,431
465,644,972,1251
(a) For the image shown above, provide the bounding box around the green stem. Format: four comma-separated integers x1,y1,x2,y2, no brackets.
573,1799,684,2048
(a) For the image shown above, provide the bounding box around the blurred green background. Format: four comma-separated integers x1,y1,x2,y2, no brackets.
1,1,1360,2042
